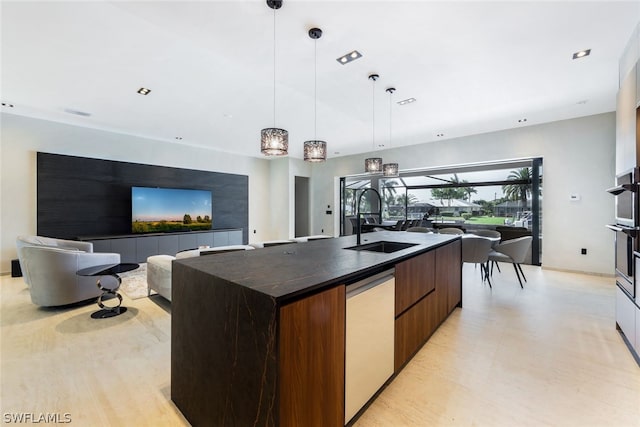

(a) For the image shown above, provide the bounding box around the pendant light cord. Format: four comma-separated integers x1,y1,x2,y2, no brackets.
372,78,375,150
314,38,317,140
389,90,392,148
273,7,276,127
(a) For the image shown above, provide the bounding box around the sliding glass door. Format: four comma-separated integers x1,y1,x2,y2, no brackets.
340,158,543,265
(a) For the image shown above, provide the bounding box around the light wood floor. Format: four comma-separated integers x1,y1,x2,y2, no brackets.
1,264,639,426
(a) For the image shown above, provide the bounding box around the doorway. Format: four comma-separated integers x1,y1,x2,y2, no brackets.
340,158,543,265
295,176,310,237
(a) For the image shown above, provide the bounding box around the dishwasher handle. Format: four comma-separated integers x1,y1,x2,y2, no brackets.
346,269,395,299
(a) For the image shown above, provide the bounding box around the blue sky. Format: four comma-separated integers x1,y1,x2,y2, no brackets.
132,187,211,221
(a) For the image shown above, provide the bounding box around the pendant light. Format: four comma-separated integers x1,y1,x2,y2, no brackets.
383,87,399,177
303,27,327,162
364,74,382,173
261,0,288,156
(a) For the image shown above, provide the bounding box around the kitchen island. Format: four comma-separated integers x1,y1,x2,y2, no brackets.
171,231,461,427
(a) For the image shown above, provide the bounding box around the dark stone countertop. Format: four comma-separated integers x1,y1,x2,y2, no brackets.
174,231,459,303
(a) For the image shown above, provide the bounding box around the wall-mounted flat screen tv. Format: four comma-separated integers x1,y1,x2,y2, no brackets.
131,186,212,234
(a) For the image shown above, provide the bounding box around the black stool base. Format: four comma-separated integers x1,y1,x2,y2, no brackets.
91,307,127,319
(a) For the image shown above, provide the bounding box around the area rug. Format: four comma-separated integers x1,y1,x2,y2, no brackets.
118,263,155,300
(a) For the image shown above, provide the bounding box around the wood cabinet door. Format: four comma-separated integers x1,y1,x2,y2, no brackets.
395,250,436,315
434,239,462,320
394,291,438,372
616,64,637,173
445,240,462,312
279,286,346,427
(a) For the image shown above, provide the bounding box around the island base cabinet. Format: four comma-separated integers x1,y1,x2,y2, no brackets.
438,239,462,314
279,285,346,427
394,239,462,372
395,250,436,315
395,291,439,372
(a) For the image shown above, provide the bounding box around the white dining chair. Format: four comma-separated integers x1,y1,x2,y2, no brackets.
461,235,494,288
488,236,533,288
438,227,464,235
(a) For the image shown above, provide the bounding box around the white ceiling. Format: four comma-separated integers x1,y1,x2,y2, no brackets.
2,1,639,159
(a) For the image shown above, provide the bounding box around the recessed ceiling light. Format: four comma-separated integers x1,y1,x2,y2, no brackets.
572,49,591,59
397,98,416,105
137,87,151,95
336,50,362,65
1,102,14,108
64,108,91,117
518,118,527,123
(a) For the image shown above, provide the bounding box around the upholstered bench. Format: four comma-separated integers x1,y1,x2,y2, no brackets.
147,245,255,302
147,255,175,301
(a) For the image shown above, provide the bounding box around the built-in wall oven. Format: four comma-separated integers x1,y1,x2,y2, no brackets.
607,224,637,297
607,167,639,299
608,167,638,227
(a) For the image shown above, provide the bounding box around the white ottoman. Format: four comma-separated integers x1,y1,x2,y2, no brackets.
199,245,255,255
147,255,175,301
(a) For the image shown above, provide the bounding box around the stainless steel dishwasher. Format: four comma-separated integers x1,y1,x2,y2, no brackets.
345,269,395,423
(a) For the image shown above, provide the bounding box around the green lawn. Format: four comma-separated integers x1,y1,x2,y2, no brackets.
432,215,507,225
464,216,507,225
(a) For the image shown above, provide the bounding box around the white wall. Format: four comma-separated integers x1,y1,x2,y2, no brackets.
0,113,272,274
266,157,317,239
268,157,290,240
1,111,617,275
311,113,617,275
289,158,312,237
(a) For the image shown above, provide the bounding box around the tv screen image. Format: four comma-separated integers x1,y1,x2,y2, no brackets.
131,186,212,234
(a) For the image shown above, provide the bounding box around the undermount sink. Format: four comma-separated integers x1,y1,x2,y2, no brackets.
345,241,418,253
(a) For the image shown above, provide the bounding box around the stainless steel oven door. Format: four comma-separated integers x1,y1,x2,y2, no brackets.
635,252,640,301
611,226,635,297
607,168,638,228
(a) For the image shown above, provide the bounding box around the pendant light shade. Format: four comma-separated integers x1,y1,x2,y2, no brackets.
261,128,289,156
383,162,399,177
382,87,399,177
303,140,327,162
365,157,383,173
304,27,327,162
365,73,382,173
261,0,288,156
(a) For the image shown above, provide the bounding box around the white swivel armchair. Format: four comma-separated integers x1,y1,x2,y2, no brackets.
16,236,120,307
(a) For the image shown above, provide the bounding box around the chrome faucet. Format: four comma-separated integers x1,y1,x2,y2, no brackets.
356,188,382,245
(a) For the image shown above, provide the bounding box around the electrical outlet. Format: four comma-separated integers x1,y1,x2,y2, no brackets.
581,248,587,255
321,229,324,233
253,229,256,234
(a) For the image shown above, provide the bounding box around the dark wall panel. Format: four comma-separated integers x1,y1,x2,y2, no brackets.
37,152,249,243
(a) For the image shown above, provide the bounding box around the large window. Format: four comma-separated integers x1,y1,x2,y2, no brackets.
340,158,543,264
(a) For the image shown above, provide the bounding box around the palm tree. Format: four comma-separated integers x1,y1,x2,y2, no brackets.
381,180,399,208
396,193,418,206
461,179,477,202
431,174,469,206
502,168,532,211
